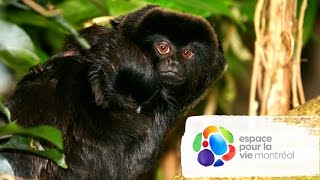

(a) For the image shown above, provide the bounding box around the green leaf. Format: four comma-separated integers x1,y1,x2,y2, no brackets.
34,148,67,169
0,103,11,122
56,0,105,25
219,126,234,143
237,0,257,22
0,135,67,169
6,11,55,28
107,0,146,16
0,49,39,75
299,0,317,44
0,20,40,75
145,0,235,18
0,0,18,6
0,121,63,150
192,132,202,152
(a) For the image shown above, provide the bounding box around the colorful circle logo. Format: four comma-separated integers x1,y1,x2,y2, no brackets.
193,125,236,167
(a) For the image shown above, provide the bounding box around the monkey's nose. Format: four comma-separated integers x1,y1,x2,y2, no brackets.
166,58,180,67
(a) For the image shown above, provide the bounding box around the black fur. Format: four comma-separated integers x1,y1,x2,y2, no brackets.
1,5,226,180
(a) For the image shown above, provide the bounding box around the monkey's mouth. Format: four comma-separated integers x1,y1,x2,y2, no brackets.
159,71,184,85
160,71,177,77
160,71,182,78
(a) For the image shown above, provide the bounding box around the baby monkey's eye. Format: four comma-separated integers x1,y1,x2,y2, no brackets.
156,42,171,55
181,49,194,59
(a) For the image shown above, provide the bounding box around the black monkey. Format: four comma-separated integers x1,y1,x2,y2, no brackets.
1,5,226,179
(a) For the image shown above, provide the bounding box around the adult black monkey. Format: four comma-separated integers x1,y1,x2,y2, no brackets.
1,5,226,179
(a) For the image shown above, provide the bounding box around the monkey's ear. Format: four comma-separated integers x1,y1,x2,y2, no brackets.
112,5,159,32
88,65,110,108
110,16,125,30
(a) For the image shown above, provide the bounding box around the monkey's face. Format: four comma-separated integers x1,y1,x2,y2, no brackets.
152,37,188,86
150,34,220,90
150,35,212,88
116,5,226,101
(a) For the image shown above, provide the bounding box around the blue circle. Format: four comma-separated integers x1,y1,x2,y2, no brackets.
197,149,215,166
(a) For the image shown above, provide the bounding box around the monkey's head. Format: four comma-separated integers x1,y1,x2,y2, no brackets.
112,5,227,107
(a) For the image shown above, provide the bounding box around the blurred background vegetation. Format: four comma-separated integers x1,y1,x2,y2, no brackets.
0,0,319,179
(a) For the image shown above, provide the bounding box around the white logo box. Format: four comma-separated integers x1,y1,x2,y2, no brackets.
181,116,320,178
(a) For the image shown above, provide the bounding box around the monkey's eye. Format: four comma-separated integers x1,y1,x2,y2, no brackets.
181,49,194,59
156,42,171,55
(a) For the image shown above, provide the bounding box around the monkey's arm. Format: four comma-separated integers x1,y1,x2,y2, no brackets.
88,55,159,111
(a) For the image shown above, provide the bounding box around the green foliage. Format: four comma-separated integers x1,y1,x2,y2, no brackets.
0,122,64,150
299,0,317,44
145,0,234,19
106,0,146,15
0,102,67,169
0,135,67,168
0,20,40,76
237,0,257,22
